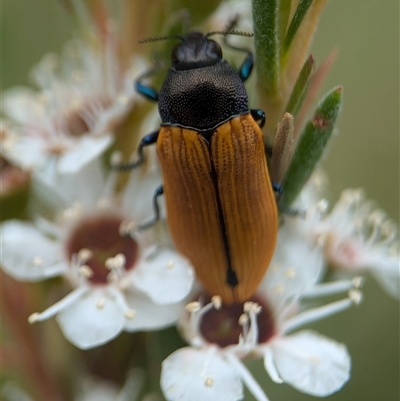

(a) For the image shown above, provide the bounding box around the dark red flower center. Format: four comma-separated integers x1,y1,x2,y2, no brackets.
199,293,275,347
55,96,111,137
66,215,138,284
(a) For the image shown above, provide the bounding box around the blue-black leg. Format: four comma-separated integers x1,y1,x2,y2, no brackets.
113,130,159,170
135,66,160,102
223,16,254,82
139,185,164,230
272,181,283,195
136,82,159,102
272,181,284,204
223,42,253,82
273,184,306,218
238,52,254,82
250,109,266,128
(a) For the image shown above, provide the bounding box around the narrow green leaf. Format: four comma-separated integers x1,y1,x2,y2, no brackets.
252,0,279,95
285,54,315,116
282,86,343,206
278,0,293,45
283,0,313,53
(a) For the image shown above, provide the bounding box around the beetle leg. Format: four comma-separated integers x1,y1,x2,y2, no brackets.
138,185,164,230
237,52,254,82
273,184,307,217
226,45,253,82
113,130,160,170
136,82,159,102
272,181,284,203
222,19,254,82
135,65,161,102
272,181,283,195
250,109,266,128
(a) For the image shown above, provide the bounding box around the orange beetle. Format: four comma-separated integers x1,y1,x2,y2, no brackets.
122,31,278,303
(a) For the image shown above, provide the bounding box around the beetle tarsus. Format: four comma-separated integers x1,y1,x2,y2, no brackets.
272,181,283,195
272,181,283,203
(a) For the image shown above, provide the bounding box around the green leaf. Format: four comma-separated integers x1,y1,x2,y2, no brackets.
283,0,313,53
278,0,293,45
285,54,315,116
282,86,343,206
252,0,279,95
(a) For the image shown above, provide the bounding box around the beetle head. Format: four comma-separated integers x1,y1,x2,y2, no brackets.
171,32,223,70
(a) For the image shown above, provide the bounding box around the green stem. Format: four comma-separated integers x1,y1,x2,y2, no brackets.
252,0,279,95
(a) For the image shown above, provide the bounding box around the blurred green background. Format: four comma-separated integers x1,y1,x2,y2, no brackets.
2,0,399,400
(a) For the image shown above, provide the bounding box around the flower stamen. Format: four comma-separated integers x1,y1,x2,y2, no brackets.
204,377,214,387
225,353,270,401
282,290,363,334
300,277,364,298
186,296,222,344
105,253,126,283
241,302,262,347
107,287,136,320
28,286,89,323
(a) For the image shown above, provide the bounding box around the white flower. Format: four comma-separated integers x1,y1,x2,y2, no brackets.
75,369,161,401
305,188,400,299
2,369,162,401
1,25,146,185
1,160,194,349
209,0,253,33
160,223,361,401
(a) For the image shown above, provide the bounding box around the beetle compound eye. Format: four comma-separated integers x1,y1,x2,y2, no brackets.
206,40,222,60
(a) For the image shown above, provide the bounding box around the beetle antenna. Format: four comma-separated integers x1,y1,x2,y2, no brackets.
206,30,254,38
139,35,184,44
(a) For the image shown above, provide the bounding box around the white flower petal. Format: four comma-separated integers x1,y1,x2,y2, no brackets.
161,347,243,401
3,135,47,171
124,290,184,331
263,347,283,383
51,159,105,207
131,249,194,304
122,163,163,223
1,220,66,280
260,222,324,311
58,134,113,174
56,289,125,349
2,86,42,124
76,379,119,401
268,330,350,396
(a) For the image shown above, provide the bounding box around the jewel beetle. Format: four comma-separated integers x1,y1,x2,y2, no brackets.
119,31,279,304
